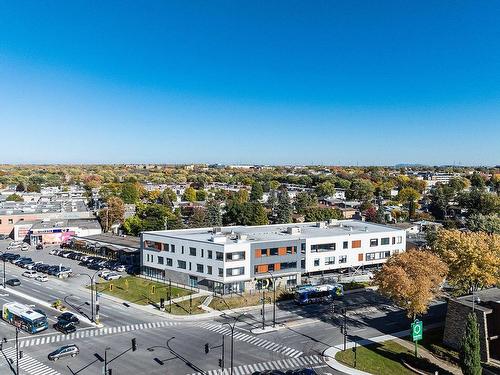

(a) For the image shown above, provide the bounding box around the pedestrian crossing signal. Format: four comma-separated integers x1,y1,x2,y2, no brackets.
204,343,209,354
218,358,223,367
131,338,137,352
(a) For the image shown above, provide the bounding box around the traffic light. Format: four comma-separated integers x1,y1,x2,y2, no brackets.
204,343,209,354
131,338,137,352
108,370,112,375
160,298,165,309
218,358,223,367
19,351,23,359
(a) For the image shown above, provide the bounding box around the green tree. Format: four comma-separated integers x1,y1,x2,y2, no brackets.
315,181,335,198
234,189,249,204
166,209,185,229
470,172,486,190
398,187,421,220
295,192,317,214
429,185,456,220
460,313,482,375
206,202,222,226
26,182,41,193
250,182,264,202
120,182,141,204
188,208,208,228
276,189,292,224
304,207,342,222
6,193,23,202
195,190,207,201
182,187,197,202
123,216,144,236
466,213,500,234
99,196,125,232
15,182,26,192
159,188,177,207
249,203,269,225
348,179,375,201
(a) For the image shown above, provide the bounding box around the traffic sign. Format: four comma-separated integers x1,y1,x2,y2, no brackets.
411,319,423,341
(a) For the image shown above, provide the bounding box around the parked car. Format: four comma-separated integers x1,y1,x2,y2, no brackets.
285,370,318,375
98,270,111,278
54,321,77,334
26,261,43,270
48,344,79,361
252,371,286,375
36,244,44,250
57,312,79,324
16,257,33,267
7,254,21,263
6,278,21,286
88,263,104,271
36,264,51,273
9,241,22,246
35,274,49,282
49,249,61,255
103,273,121,281
22,270,38,278
21,243,30,251
114,265,127,272
0,234,10,240
7,244,22,250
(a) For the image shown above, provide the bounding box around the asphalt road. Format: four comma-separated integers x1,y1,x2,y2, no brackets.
0,239,447,375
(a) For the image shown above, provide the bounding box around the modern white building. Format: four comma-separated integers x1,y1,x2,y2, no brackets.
141,220,406,294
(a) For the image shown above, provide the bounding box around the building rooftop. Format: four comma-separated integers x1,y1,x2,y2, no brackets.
454,288,500,313
146,220,403,245
30,219,101,231
74,233,140,249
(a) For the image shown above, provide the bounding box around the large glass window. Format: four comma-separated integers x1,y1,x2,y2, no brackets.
226,251,245,261
196,264,204,273
343,241,348,249
311,243,336,252
339,255,347,263
226,267,244,276
280,262,297,269
177,260,186,269
216,252,224,261
269,248,279,256
166,258,173,267
313,259,320,267
189,247,197,256
370,239,378,247
208,250,213,259
157,256,164,265
218,268,223,277
207,265,212,275
381,237,390,245
170,244,175,253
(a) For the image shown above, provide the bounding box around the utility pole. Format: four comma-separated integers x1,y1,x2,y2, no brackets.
169,279,172,313
261,289,266,330
342,307,348,351
16,327,19,375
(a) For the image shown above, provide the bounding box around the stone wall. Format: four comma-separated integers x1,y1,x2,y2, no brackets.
443,298,490,362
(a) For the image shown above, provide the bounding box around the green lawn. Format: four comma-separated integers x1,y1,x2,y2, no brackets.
341,281,371,291
166,296,206,315
94,276,192,306
335,340,453,375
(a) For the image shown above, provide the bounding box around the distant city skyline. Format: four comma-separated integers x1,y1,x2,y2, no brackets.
1,1,499,165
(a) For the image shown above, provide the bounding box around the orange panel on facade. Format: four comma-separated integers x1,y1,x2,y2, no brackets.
257,264,268,273
275,263,281,271
358,253,363,261
255,249,261,258
352,240,361,248
278,247,286,256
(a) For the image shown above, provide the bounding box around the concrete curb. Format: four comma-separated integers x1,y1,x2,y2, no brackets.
5,286,102,328
322,322,444,375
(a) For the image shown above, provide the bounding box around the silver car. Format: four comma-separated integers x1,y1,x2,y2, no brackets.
48,345,79,361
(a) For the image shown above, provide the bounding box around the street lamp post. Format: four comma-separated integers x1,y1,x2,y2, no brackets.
222,313,247,375
0,251,5,288
104,347,111,375
267,271,276,328
79,270,100,323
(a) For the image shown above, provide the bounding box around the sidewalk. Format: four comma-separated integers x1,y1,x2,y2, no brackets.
322,323,444,375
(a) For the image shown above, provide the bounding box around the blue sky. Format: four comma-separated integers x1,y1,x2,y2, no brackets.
1,1,499,165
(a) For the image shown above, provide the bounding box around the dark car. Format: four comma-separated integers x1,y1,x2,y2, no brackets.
0,234,10,240
36,244,44,250
6,278,21,286
54,321,77,334
88,263,104,271
252,371,286,375
57,312,79,324
48,344,79,361
47,266,61,275
0,253,14,261
8,254,21,263
285,370,318,375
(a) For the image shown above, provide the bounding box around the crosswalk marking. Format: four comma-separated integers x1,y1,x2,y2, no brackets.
186,355,323,375
2,347,61,375
197,322,304,358
17,321,179,348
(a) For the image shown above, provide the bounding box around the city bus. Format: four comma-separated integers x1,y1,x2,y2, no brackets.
2,302,49,333
294,283,344,305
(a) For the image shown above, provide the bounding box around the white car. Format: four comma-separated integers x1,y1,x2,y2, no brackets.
7,244,21,250
114,265,126,272
104,273,121,281
98,270,111,278
22,270,38,278
21,243,30,251
35,274,48,282
9,241,22,247
26,262,43,270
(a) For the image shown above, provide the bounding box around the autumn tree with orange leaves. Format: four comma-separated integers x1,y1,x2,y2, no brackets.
373,249,448,320
431,229,500,294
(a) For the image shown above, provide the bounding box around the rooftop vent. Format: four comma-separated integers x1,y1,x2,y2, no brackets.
328,219,338,226
287,227,301,235
210,235,226,244
236,233,248,243
213,227,222,234
316,221,326,228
